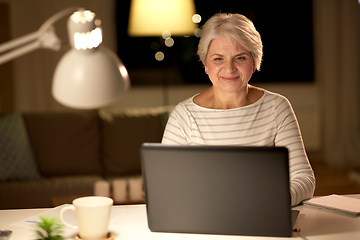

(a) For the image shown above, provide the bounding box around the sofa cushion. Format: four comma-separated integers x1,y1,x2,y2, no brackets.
102,113,165,177
0,175,102,209
0,111,41,181
23,111,101,177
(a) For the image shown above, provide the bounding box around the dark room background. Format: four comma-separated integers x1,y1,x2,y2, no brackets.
115,0,314,85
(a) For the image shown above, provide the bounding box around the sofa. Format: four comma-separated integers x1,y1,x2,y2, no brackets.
0,109,168,209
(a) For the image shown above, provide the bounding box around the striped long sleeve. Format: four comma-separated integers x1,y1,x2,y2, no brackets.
162,89,315,206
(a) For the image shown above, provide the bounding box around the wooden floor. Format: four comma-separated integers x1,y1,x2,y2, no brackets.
311,160,360,196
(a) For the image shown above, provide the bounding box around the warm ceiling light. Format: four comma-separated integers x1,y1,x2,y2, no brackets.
128,0,198,37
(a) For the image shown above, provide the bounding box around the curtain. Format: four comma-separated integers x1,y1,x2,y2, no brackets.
313,0,360,167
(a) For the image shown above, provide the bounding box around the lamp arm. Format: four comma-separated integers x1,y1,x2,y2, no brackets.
37,7,79,36
0,32,37,54
0,7,80,65
0,39,40,65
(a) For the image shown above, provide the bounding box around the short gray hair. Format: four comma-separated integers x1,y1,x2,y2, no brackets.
197,13,263,71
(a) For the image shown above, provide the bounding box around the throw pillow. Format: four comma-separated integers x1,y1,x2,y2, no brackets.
23,111,102,177
0,111,41,180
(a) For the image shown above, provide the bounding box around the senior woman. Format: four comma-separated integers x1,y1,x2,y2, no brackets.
161,13,315,206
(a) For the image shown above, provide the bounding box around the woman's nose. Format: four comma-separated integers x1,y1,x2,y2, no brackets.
224,60,236,73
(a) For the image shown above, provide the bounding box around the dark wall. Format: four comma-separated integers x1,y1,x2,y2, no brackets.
115,0,314,85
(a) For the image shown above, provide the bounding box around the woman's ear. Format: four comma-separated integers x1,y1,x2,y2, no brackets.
204,65,208,74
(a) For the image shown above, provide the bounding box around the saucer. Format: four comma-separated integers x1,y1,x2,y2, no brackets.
75,233,115,240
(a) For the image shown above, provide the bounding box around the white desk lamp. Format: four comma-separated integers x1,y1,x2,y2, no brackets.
0,7,130,109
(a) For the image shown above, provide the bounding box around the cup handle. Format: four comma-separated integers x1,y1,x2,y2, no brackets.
60,205,78,229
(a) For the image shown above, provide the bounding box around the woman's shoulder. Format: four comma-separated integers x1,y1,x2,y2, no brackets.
259,88,289,101
171,94,200,113
260,88,293,111
176,94,198,107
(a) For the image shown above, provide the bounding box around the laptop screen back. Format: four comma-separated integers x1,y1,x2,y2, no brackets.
140,143,292,237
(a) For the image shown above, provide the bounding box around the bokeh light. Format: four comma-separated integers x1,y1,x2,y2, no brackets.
155,51,165,61
165,38,174,47
192,14,201,23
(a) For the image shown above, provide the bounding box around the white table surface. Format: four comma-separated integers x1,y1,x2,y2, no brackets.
1,195,360,240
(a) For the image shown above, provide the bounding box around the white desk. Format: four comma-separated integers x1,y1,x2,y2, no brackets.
1,195,360,240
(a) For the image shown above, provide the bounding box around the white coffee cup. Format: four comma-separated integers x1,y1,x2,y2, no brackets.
60,196,113,240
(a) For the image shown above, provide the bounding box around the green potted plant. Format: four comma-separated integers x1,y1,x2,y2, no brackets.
35,215,64,240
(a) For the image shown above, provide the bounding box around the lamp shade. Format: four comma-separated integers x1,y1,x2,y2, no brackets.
51,9,130,109
128,0,198,36
52,46,130,109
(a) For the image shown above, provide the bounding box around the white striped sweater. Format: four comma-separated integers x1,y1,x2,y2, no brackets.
162,89,315,206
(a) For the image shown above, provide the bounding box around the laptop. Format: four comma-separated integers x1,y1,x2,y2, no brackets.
140,143,299,237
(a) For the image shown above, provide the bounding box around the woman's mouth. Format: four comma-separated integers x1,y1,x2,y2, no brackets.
221,76,239,82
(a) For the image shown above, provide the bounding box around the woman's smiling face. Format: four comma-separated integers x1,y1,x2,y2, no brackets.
205,37,255,94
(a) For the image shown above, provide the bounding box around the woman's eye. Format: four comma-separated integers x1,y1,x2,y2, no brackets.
236,56,246,61
214,57,223,61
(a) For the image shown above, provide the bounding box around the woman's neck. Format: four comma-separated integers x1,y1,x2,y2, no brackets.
211,86,250,109
194,84,264,110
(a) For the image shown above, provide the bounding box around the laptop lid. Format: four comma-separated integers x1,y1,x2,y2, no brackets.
140,143,294,237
